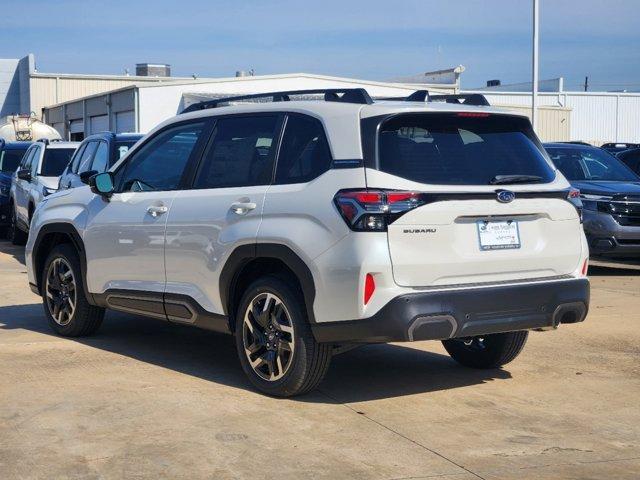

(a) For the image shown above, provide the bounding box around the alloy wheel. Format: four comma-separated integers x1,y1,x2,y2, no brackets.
45,257,77,326
242,292,295,381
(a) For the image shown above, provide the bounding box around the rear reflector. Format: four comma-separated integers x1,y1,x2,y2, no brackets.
581,259,588,276
364,274,375,305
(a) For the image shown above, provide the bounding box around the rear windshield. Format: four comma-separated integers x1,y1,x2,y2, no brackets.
0,149,27,173
377,113,555,185
546,146,638,182
41,148,76,176
113,140,139,164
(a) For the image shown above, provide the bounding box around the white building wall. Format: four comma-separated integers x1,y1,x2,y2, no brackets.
465,90,640,145
137,75,452,132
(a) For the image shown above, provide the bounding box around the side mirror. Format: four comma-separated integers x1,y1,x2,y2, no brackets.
90,172,115,198
17,169,31,181
79,170,98,185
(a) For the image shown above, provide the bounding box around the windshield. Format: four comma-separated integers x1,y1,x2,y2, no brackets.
545,146,639,182
40,148,76,176
0,149,27,173
377,113,555,185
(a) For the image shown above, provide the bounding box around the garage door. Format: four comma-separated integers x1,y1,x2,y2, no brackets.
115,111,135,133
69,119,84,133
90,115,109,134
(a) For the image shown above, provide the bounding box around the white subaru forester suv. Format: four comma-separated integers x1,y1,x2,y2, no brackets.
26,89,590,397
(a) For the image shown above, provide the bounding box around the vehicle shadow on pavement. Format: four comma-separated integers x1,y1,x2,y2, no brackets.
589,266,640,276
1,241,26,266
0,302,511,402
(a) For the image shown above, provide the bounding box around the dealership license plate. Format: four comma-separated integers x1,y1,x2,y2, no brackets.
477,220,521,250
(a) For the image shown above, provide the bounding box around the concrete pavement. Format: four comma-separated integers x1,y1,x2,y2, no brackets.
1,239,639,479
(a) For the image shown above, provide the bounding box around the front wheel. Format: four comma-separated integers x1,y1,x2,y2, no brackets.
442,331,528,369
235,275,332,397
42,243,105,336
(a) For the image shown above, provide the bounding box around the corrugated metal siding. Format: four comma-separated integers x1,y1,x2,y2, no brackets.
466,90,640,145
30,76,165,119
494,104,571,142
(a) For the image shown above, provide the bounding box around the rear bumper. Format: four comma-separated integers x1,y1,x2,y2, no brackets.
312,278,589,344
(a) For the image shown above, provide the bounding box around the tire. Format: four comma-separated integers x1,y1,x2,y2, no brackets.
442,331,529,369
42,243,105,337
234,275,332,397
8,204,27,245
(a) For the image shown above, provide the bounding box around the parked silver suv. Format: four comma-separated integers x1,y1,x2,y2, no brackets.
26,89,590,396
9,139,78,244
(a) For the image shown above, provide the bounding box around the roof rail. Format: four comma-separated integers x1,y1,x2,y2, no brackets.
428,94,490,106
181,88,374,113
376,90,489,106
36,138,50,145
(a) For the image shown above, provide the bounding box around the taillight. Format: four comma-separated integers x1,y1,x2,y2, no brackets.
364,273,375,305
334,189,425,231
567,188,583,223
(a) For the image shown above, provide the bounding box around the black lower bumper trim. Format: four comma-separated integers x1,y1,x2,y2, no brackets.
312,278,589,344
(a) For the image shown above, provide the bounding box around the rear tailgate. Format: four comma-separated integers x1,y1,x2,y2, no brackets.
387,196,580,286
365,111,582,288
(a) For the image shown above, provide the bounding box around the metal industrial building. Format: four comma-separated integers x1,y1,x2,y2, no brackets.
3,53,639,145
40,72,461,140
0,54,190,121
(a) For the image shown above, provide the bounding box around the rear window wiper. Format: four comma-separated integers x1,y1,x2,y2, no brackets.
489,175,544,185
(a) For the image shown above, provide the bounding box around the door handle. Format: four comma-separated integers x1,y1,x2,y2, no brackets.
147,205,168,217
230,202,257,215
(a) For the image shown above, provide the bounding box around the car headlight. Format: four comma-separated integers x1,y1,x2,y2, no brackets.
42,186,57,197
0,184,9,197
580,194,612,212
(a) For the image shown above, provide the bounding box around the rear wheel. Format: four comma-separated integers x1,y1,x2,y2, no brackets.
8,204,27,245
42,243,105,336
442,331,528,369
235,276,332,397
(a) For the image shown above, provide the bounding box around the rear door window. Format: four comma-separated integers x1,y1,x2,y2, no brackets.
0,149,27,173
194,115,280,189
275,114,332,184
377,113,555,185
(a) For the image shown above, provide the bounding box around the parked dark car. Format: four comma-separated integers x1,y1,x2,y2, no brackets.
601,142,640,154
0,139,31,231
58,132,143,190
545,142,640,258
616,148,640,176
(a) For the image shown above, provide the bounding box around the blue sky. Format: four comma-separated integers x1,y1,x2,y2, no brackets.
1,0,638,90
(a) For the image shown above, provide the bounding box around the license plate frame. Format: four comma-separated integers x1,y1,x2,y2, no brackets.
476,220,521,251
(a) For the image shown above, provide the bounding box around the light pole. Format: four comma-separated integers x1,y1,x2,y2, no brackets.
532,0,539,132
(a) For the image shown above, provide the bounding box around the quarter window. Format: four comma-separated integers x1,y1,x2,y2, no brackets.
275,115,332,184
117,122,205,192
194,115,280,189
